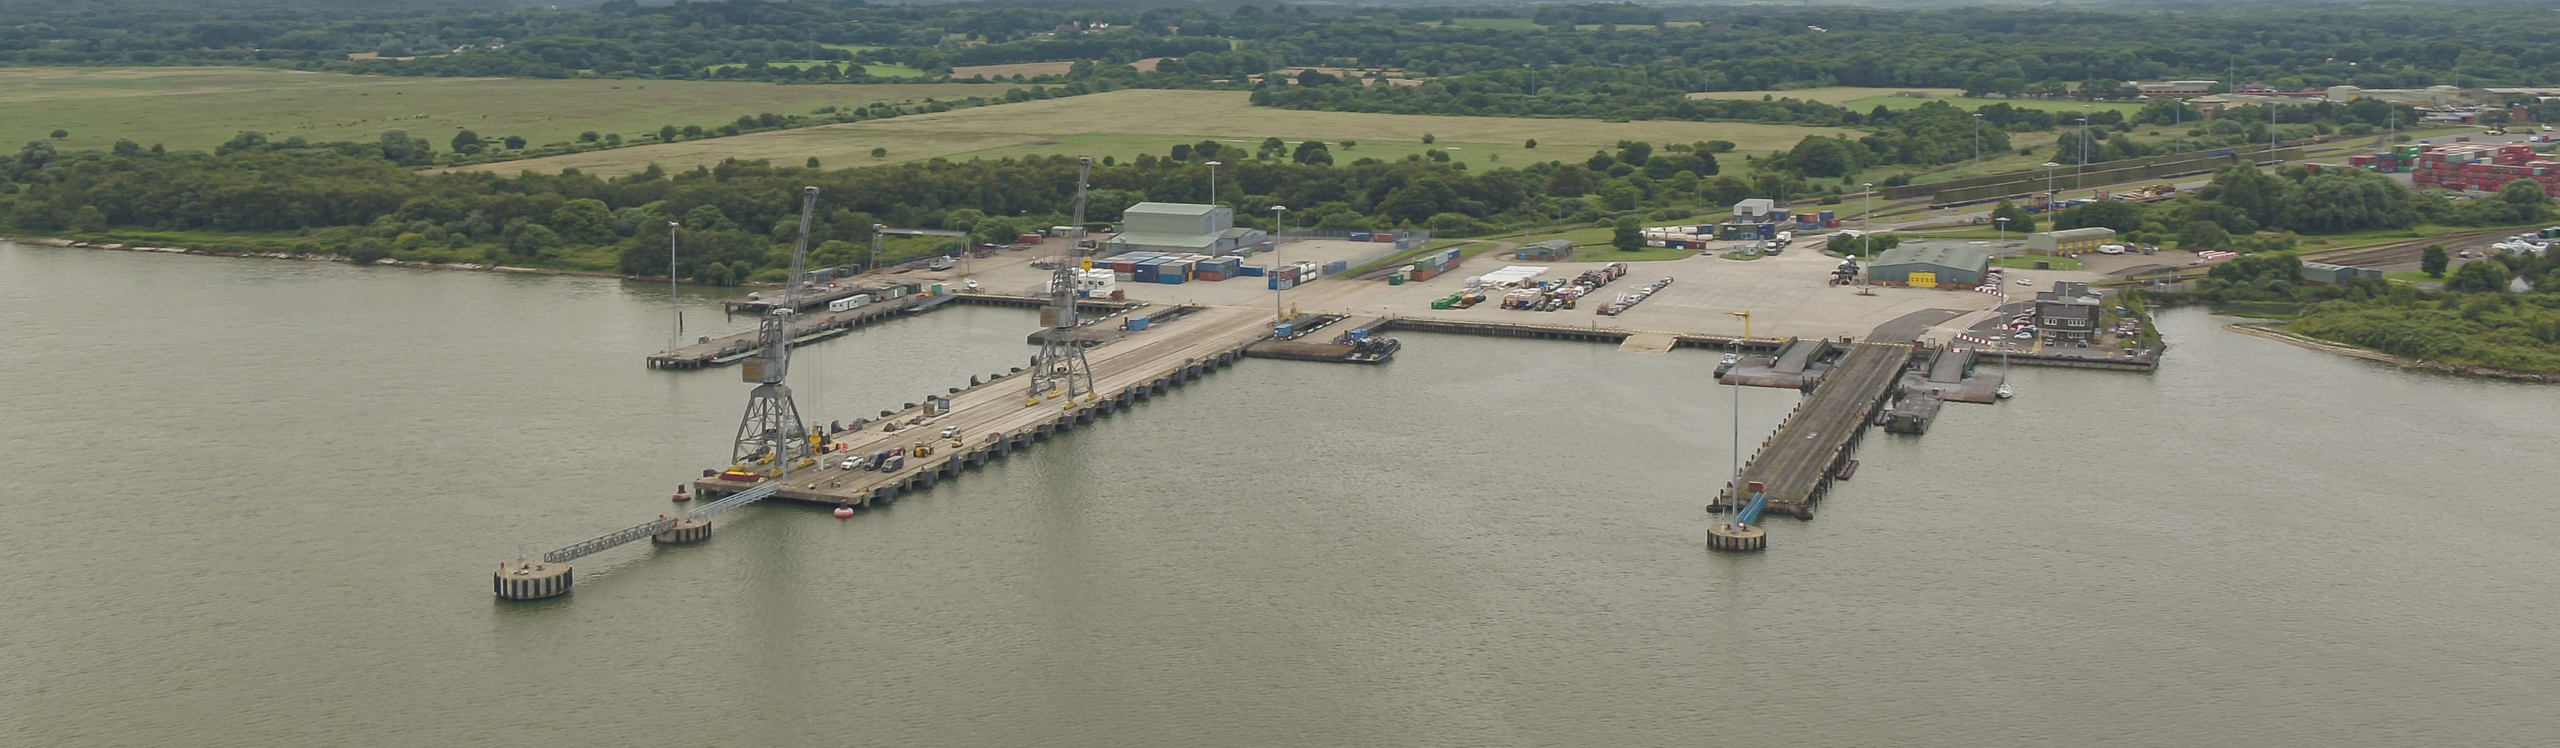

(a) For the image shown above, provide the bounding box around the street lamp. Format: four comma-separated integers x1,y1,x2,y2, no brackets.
1206,160,1223,207
2042,161,2061,204
1995,216,2011,275
1723,309,1752,524
1271,205,1288,325
2075,115,2090,192
1971,112,1983,167
666,220,682,352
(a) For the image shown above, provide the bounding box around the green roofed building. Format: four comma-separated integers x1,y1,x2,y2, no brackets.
1107,202,1267,256
1868,243,1992,288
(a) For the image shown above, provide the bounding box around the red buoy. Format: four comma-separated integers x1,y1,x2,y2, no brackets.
672,485,691,503
832,505,856,519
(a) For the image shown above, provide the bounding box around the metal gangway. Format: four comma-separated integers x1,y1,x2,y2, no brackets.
539,483,778,564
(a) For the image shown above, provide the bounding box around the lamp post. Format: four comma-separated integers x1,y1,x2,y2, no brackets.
2075,114,2090,193
1723,309,1752,523
666,220,682,352
1206,160,1222,207
2043,161,2061,204
1971,112,1983,167
1271,205,1288,325
1995,216,2011,278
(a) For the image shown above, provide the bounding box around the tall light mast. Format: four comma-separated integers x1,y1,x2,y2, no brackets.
733,186,819,468
1030,158,1096,404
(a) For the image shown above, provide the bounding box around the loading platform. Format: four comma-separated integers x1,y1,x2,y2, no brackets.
651,293,1133,370
1714,341,1914,519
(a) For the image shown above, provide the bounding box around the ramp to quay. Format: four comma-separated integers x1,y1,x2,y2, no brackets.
1719,341,1913,519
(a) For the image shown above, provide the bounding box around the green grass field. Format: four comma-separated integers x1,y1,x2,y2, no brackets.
1,67,996,153
2384,271,2445,285
704,61,930,78
473,89,1857,176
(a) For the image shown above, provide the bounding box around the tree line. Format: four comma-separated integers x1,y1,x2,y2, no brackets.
4,133,1788,282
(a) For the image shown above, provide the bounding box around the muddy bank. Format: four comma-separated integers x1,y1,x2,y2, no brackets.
0,234,692,283
2224,322,2560,384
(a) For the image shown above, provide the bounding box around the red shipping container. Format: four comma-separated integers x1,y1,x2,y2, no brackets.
1371,234,1397,243
1197,271,1225,282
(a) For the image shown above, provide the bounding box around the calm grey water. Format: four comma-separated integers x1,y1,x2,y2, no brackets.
3,242,2555,747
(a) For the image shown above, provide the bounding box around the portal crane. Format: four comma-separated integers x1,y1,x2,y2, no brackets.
733,186,819,468
1028,157,1097,405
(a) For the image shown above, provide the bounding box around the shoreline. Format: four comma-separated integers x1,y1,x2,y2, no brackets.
2223,322,2560,384
1,234,689,285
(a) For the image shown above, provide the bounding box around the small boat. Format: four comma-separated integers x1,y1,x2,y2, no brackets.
832,504,856,519
1996,383,2014,399
1835,460,1859,481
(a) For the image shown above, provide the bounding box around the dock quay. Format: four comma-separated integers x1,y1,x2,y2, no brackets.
1713,341,1913,520
690,305,1279,510
1899,347,2005,404
650,292,1135,370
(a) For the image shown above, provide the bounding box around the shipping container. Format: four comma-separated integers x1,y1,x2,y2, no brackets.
1197,271,1226,282
1324,260,1349,275
1372,233,1397,243
1348,232,1373,242
1239,265,1266,277
1267,278,1296,291
1127,316,1151,331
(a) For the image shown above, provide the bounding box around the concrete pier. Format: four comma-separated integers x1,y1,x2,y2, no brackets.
651,517,711,544
691,306,1279,510
493,561,574,600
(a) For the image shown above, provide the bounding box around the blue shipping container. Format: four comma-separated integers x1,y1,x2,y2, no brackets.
1324,260,1349,274
1127,317,1151,331
1274,323,1293,337
1347,329,1371,342
1757,223,1777,239
1159,275,1186,285
1348,232,1373,242
1240,266,1266,277
1820,211,1836,221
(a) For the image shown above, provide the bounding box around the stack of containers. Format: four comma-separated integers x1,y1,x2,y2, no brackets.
1408,247,1464,282
1268,265,1301,290
1159,258,1193,284
1134,257,1167,284
1196,256,1240,282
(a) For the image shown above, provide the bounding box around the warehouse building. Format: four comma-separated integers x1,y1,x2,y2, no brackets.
1867,244,1992,288
1516,239,1575,261
1105,202,1267,256
2028,227,2115,256
2299,261,2385,285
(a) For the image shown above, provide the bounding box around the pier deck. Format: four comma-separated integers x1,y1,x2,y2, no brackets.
692,305,1278,508
1723,341,1913,519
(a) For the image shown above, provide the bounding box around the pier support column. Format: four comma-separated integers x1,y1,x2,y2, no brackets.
493,562,574,600
652,517,711,545
1705,524,1767,552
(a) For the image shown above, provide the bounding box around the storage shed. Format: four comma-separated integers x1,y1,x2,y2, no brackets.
2027,227,2116,256
1868,244,1992,288
2299,261,2385,285
1517,240,1575,261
